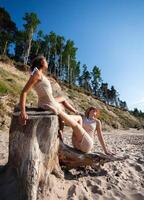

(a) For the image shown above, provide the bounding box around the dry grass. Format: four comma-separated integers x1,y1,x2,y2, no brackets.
0,60,143,131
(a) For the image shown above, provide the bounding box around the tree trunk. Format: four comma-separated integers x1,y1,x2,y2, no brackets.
67,54,70,84
24,29,33,64
35,42,40,55
3,40,8,55
0,108,60,200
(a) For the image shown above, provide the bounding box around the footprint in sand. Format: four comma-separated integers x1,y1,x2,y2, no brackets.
129,162,143,172
67,184,93,200
137,158,144,164
86,180,103,195
130,192,144,200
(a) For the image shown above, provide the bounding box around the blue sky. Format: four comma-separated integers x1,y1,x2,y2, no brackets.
1,0,144,111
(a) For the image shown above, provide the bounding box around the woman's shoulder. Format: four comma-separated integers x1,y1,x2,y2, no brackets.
83,116,100,124
95,118,101,125
30,68,42,80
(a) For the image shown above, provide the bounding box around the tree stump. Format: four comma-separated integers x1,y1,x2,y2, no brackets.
0,108,129,200
0,108,60,200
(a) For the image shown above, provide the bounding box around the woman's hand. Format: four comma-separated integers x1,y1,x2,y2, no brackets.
19,111,28,125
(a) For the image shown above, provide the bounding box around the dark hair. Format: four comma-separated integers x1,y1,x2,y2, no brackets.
85,106,100,118
30,55,45,71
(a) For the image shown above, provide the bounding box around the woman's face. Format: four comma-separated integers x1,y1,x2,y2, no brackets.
89,109,97,118
41,58,48,70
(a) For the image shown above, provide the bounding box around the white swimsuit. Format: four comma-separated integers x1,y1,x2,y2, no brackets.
82,117,97,140
72,117,96,152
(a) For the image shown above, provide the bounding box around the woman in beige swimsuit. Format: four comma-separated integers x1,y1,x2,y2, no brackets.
19,56,92,152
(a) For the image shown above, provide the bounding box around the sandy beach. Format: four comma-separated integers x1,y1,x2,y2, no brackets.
0,128,144,200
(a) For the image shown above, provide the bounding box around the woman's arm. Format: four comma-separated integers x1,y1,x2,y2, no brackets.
19,72,40,125
96,119,109,154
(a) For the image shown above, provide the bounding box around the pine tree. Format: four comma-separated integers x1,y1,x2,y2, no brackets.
79,64,92,91
49,31,57,75
0,7,16,55
91,66,102,97
23,12,40,64
56,35,65,78
62,40,77,83
35,30,43,55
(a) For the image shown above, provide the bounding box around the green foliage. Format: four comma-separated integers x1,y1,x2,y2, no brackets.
0,7,17,55
0,7,16,32
131,108,144,118
23,12,41,64
91,65,102,96
14,30,27,61
23,12,40,32
79,64,92,91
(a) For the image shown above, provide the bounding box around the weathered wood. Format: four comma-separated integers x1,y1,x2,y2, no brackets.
0,108,59,200
0,108,129,200
59,141,129,169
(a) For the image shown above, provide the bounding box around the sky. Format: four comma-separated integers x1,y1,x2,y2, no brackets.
0,0,144,111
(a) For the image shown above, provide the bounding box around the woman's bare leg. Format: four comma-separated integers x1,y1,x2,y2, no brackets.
58,111,86,142
58,114,82,142
46,100,86,142
68,115,83,126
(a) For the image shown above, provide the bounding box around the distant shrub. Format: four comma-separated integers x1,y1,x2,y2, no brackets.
14,62,29,72
112,122,119,129
0,55,13,65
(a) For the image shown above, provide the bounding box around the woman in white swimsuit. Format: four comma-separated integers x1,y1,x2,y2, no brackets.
72,107,113,154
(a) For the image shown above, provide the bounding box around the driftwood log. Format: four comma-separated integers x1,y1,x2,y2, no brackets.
0,108,128,200
59,141,128,169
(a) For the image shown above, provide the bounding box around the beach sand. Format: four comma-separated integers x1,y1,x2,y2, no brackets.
0,128,144,200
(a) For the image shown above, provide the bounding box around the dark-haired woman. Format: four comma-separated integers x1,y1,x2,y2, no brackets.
19,56,93,153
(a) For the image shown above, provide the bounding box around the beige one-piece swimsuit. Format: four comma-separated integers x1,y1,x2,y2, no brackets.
33,71,62,113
